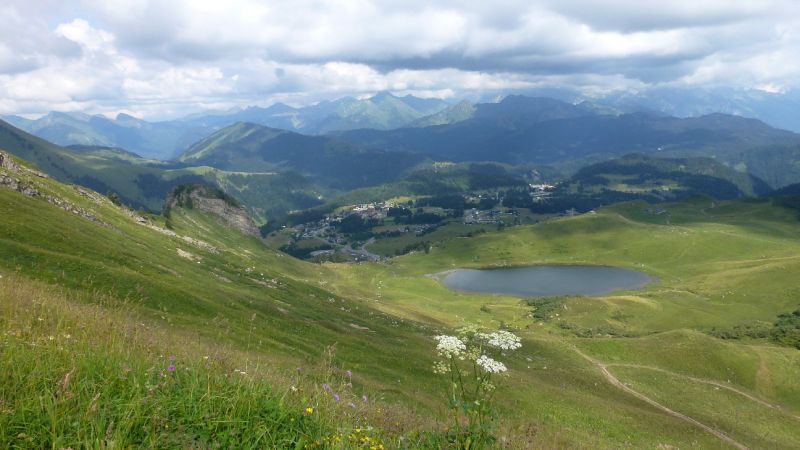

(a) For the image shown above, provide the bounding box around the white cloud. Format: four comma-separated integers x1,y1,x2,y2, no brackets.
0,0,798,118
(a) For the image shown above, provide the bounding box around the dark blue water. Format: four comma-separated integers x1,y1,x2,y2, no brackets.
441,265,651,297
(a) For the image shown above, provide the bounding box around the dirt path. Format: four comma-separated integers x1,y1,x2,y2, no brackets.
604,362,799,421
571,347,750,450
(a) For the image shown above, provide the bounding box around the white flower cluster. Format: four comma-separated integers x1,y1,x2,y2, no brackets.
482,330,522,350
435,335,466,358
433,360,450,374
476,355,507,373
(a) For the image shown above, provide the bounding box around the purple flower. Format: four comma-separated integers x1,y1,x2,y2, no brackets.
345,369,352,378
362,394,369,403
168,355,176,362
167,364,176,372
333,393,340,402
321,383,331,392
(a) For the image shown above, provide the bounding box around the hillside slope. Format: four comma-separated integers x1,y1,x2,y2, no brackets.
178,122,428,189
337,96,800,187
567,154,773,198
0,119,327,219
2,150,800,448
3,93,450,160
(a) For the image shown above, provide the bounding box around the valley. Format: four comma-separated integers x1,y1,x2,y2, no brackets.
5,3,800,448
2,141,799,447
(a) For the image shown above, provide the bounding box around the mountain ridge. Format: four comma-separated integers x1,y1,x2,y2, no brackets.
2,93,450,160
335,96,800,187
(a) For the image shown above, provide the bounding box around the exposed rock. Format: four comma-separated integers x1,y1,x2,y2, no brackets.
176,248,198,261
349,323,372,331
0,173,39,197
166,184,260,237
141,222,219,253
0,152,20,171
43,194,102,224
0,151,103,224
73,186,106,205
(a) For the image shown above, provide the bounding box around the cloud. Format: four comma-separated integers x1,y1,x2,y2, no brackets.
0,3,81,74
0,0,798,118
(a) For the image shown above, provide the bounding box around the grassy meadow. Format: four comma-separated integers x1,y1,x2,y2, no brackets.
323,197,800,448
2,151,800,448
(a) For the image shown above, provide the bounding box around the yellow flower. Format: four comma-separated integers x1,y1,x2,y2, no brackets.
305,406,314,414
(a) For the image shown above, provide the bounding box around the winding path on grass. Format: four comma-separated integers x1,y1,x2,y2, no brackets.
602,362,800,421
571,347,750,450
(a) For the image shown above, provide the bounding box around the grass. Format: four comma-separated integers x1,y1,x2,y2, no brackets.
322,197,800,448
366,222,484,257
0,275,326,448
609,366,800,449
3,151,800,448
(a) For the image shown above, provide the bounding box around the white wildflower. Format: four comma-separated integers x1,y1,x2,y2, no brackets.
435,335,466,358
433,360,450,374
476,355,507,374
483,330,521,350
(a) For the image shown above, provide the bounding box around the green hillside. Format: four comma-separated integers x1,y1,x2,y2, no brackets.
336,96,800,187
408,100,477,128
0,119,325,220
3,93,450,160
3,148,800,448
178,122,429,190
559,154,773,203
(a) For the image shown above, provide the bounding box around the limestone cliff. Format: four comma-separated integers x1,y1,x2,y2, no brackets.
166,184,259,237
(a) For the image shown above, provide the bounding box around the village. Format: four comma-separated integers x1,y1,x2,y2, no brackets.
271,183,561,261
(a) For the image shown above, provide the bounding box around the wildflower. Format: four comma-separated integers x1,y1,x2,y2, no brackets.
305,406,314,414
321,383,331,392
167,364,176,372
433,361,450,374
290,385,298,393
169,355,176,361
482,330,522,350
345,369,352,378
362,394,369,403
434,335,466,358
476,355,507,373
333,393,340,401
347,402,356,408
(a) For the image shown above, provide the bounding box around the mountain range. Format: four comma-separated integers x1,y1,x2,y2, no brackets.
5,93,800,226
468,86,800,134
2,93,450,160
0,119,329,220
335,96,800,188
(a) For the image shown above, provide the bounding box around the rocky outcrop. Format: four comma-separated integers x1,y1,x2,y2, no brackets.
1,151,39,196
1,150,102,224
166,184,259,237
0,152,18,171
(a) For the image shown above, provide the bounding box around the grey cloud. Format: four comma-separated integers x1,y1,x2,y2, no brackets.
2,0,800,118
539,0,782,32
81,1,797,85
0,4,82,74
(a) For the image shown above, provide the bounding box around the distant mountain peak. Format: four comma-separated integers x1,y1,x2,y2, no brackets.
370,91,397,101
262,102,296,114
46,111,91,121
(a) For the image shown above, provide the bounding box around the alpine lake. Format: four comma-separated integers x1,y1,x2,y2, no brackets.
441,265,652,297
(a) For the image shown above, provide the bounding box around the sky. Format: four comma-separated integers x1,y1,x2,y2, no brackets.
1,0,799,120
